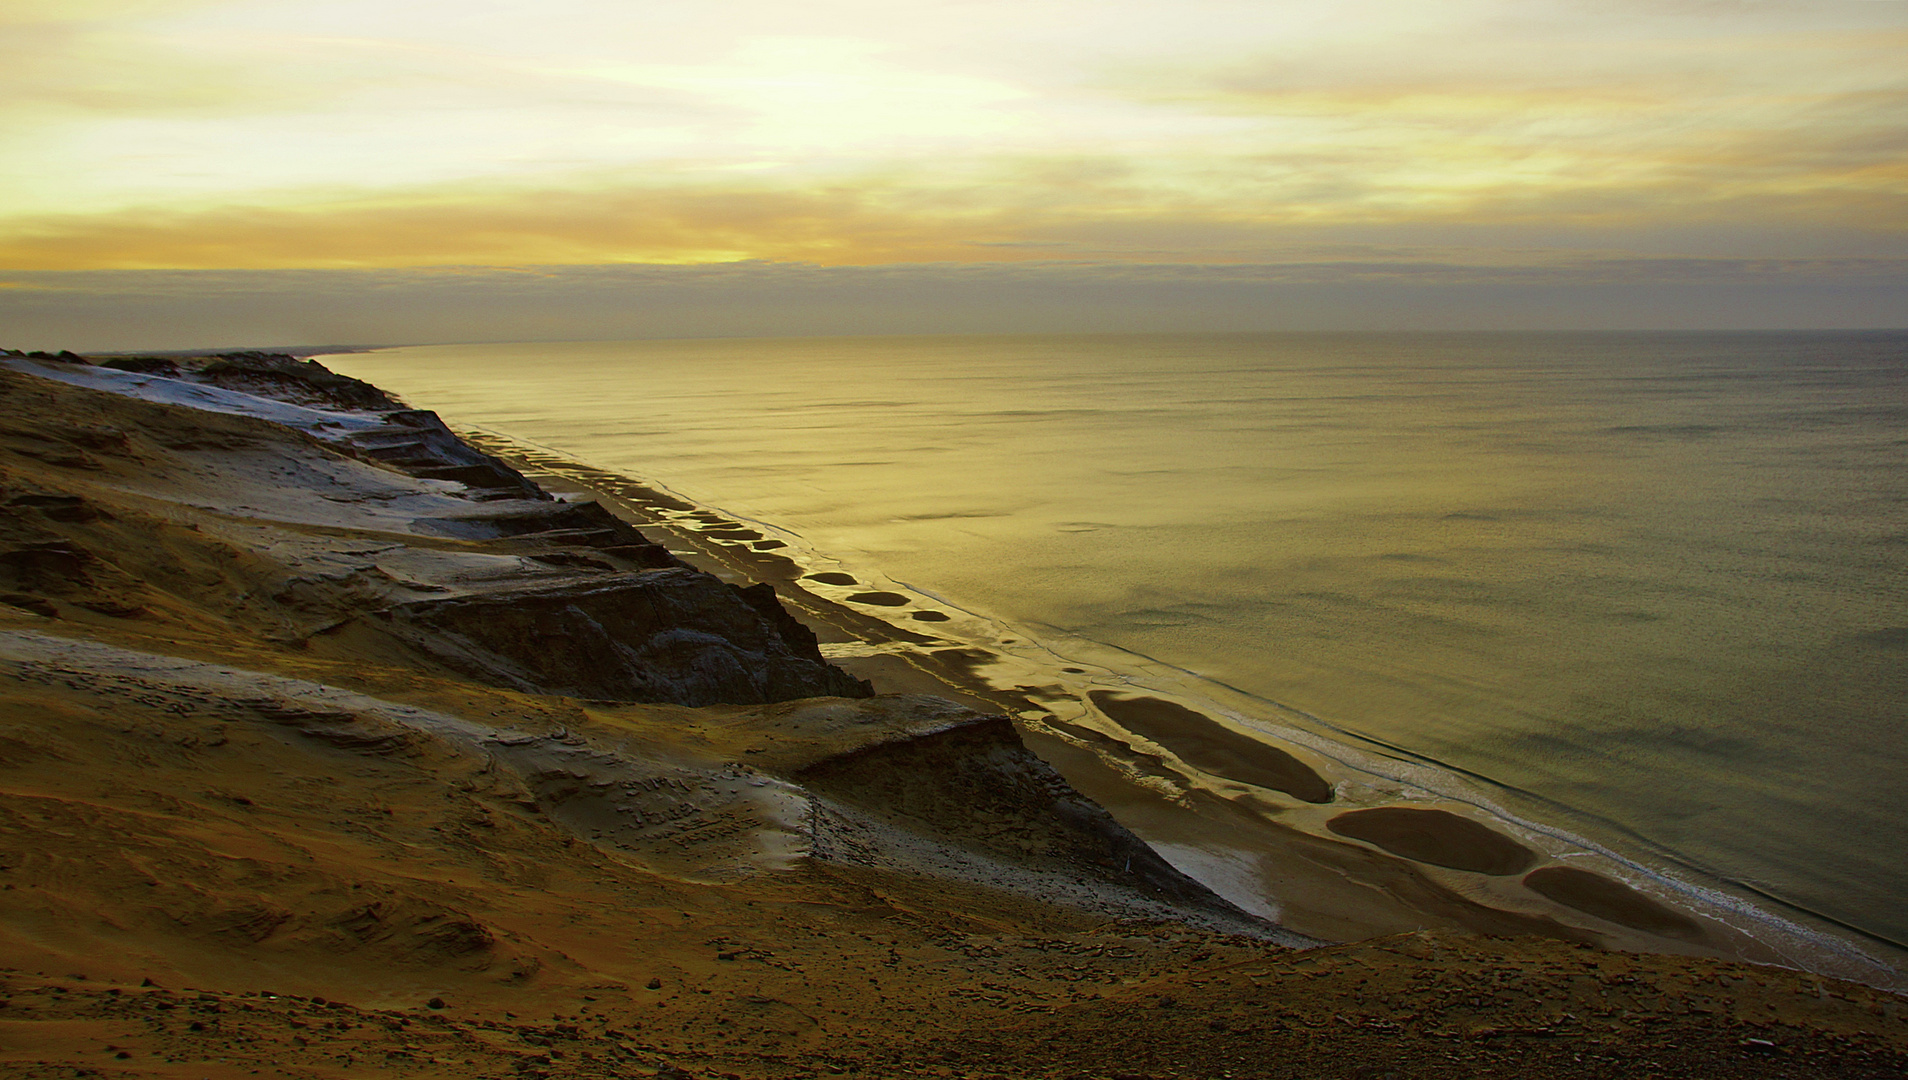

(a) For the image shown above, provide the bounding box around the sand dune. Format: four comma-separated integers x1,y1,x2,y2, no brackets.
0,350,1900,1078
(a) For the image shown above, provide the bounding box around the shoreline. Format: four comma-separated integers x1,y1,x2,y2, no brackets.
447,421,1906,992
3,346,1904,1079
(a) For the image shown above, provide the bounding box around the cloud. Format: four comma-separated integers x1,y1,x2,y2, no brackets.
3,141,1901,274
1,0,1902,273
0,24,276,117
0,0,223,26
1095,24,1908,217
0,0,323,119
0,182,1000,270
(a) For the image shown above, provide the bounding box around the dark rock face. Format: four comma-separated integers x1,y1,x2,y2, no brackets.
2,355,866,709
414,499,674,560
342,409,552,501
797,713,1254,923
0,539,98,592
99,357,182,376
345,569,873,706
196,353,401,411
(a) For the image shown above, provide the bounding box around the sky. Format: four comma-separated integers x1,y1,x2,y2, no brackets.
3,0,1905,345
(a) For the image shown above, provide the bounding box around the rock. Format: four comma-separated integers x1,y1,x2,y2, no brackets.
196,353,401,411
100,357,181,376
796,711,1259,927
341,569,872,706
346,409,549,500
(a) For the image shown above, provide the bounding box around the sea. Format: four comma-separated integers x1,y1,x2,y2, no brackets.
326,332,1908,974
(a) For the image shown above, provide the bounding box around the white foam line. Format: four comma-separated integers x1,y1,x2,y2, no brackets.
380,419,1908,988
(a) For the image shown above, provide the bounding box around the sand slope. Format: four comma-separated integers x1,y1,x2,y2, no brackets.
0,351,1901,1078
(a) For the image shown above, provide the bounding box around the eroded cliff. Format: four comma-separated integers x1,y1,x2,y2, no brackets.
0,350,1900,1080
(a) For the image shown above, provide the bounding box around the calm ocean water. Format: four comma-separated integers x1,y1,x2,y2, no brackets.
329,332,1908,954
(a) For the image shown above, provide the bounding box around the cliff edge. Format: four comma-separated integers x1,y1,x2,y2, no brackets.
0,350,1900,1080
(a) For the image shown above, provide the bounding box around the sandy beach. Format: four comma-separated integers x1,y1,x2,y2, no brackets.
454,426,1891,983
0,349,1902,1078
318,332,1908,974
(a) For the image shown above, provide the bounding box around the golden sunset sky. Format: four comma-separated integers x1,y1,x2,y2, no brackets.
3,0,1905,342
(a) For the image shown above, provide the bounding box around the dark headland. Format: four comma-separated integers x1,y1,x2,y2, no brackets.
0,348,1901,1079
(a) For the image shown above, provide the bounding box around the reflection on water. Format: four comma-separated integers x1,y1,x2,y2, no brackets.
330,331,1908,947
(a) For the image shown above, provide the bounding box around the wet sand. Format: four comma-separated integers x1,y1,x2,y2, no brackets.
1525,864,1707,942
1020,728,1603,944
4,352,1905,1080
1086,691,1335,804
1328,806,1538,875
458,426,1887,986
